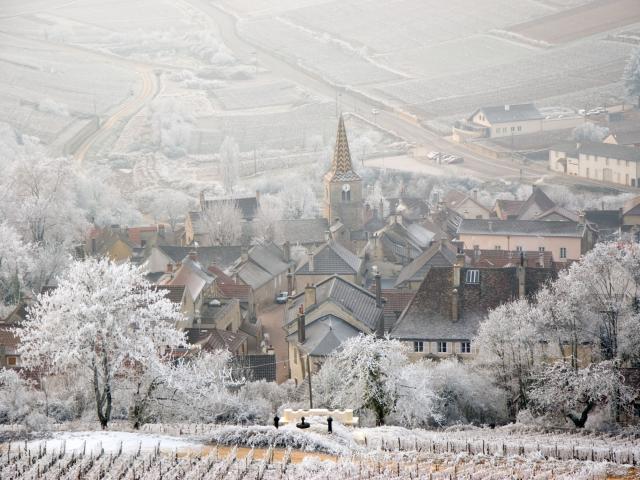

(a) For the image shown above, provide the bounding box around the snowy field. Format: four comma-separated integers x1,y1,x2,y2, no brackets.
0,424,636,479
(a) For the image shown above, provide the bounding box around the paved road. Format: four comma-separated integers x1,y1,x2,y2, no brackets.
257,304,289,384
74,68,157,167
186,0,635,192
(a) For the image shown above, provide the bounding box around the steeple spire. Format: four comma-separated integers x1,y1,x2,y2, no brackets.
327,115,360,182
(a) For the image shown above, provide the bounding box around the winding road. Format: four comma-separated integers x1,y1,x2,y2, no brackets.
73,67,157,167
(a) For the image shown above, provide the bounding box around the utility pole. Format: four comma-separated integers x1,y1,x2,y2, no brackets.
306,355,313,408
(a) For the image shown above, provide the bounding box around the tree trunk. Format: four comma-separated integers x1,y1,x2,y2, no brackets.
92,356,113,430
567,401,595,428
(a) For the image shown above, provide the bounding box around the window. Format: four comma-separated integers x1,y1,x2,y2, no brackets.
465,269,479,284
511,126,515,132
413,341,424,353
515,245,523,252
586,168,590,178
6,356,16,366
341,190,351,202
517,126,522,132
494,245,502,250
538,246,545,253
560,247,567,259
437,341,448,353
460,341,471,354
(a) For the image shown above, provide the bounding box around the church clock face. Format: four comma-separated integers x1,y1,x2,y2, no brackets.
342,183,351,192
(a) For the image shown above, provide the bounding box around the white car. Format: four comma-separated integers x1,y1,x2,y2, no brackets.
427,151,440,160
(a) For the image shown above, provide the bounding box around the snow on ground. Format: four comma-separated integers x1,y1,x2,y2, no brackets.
23,430,204,455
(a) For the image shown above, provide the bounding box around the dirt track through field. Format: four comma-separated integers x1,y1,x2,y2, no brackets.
179,444,338,463
509,0,640,44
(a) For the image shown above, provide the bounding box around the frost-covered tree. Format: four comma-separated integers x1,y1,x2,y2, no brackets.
17,258,185,429
277,182,319,220
529,361,635,428
475,299,545,414
315,335,409,426
573,122,609,142
149,98,193,158
0,369,47,431
219,137,240,194
0,223,34,313
623,48,640,108
201,200,243,246
253,194,283,243
142,189,194,232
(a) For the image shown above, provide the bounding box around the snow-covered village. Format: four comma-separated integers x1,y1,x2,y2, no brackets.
3,0,640,478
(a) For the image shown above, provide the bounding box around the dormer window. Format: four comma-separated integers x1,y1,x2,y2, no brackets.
465,269,479,284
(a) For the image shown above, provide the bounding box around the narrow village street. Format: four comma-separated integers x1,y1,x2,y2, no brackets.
258,304,289,384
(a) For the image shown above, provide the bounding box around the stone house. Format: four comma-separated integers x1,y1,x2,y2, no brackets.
284,275,385,385
294,240,364,293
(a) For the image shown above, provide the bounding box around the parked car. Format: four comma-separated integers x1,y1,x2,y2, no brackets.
427,151,440,160
446,155,464,164
275,292,289,304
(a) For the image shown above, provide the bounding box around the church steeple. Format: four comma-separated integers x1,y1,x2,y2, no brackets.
326,115,360,182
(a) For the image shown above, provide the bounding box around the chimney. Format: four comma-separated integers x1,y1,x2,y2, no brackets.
517,264,526,298
451,288,459,322
473,244,480,260
578,212,585,225
538,251,545,268
255,190,260,205
166,263,173,274
307,250,315,273
283,241,290,263
324,230,331,242
188,250,197,262
472,189,478,201
297,313,306,344
304,284,316,309
379,199,385,220
488,221,493,232
374,271,382,309
287,271,294,296
453,253,464,288
199,190,206,211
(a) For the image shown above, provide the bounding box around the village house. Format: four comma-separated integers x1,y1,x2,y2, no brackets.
294,240,364,293
86,224,170,264
394,239,459,290
390,254,554,360
144,245,242,280
453,104,544,140
186,327,249,357
457,214,596,263
230,242,291,310
0,305,26,368
284,275,385,385
549,142,640,187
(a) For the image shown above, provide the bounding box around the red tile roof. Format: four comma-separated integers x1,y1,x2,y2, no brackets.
210,265,251,302
154,285,186,304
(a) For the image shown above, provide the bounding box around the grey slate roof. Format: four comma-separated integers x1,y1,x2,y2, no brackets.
287,315,360,356
395,241,458,287
237,242,289,289
158,245,242,270
276,218,329,246
391,266,519,341
286,276,384,332
516,188,556,220
473,103,543,124
458,219,587,237
296,241,362,276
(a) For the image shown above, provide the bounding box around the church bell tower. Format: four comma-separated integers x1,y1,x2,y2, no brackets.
323,115,363,235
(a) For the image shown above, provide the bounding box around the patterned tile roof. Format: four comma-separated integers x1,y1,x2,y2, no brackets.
325,115,360,182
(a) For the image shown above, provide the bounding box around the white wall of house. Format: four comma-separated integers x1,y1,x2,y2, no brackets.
489,119,542,138
549,149,640,186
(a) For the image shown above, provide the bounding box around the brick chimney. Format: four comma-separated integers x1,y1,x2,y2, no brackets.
453,253,464,288
188,250,197,262
307,250,315,273
166,263,173,274
451,288,459,322
283,241,290,263
297,313,306,344
287,271,294,296
304,284,316,309
374,271,382,308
